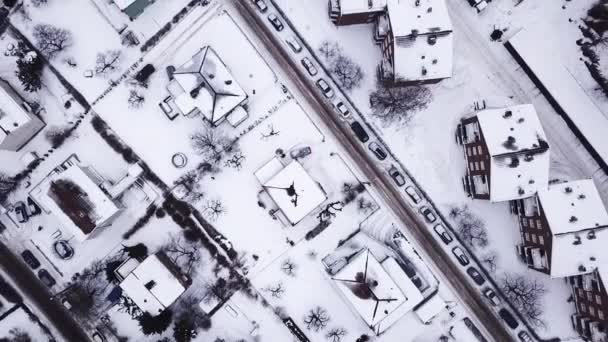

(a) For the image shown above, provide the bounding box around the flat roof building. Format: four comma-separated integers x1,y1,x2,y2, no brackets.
0,78,45,152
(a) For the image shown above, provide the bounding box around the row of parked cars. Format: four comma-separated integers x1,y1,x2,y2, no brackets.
21,249,56,288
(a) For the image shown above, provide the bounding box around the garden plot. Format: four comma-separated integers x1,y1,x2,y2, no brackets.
11,0,143,101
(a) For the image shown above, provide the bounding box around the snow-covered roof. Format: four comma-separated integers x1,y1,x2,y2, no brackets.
477,104,550,202
259,160,327,225
386,0,453,82
172,46,247,125
332,249,419,331
0,79,32,144
120,254,186,315
337,0,386,14
540,180,608,278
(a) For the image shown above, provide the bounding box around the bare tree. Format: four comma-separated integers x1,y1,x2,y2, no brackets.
317,201,343,223
500,273,547,327
281,259,297,277
224,151,245,170
33,24,73,59
128,90,145,109
303,306,330,331
449,205,488,249
95,50,121,76
318,40,341,61
190,128,233,164
263,282,285,299
331,55,363,91
357,197,377,214
0,173,18,203
326,327,347,342
116,295,142,319
260,124,280,140
162,236,202,276
203,199,225,222
481,251,498,273
369,84,431,127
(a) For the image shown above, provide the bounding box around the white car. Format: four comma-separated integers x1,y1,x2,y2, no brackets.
285,36,302,53
405,186,422,205
483,288,501,306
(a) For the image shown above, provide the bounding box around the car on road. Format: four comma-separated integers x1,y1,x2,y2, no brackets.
518,331,533,342
301,57,317,76
92,330,107,342
14,201,27,223
404,186,422,204
37,269,56,288
350,121,369,143
499,308,519,329
285,36,302,53
451,246,470,266
267,14,284,31
21,250,40,270
433,224,452,244
419,206,437,223
466,267,485,285
316,79,334,98
388,166,405,186
253,0,268,12
483,288,501,306
334,101,350,119
368,142,387,161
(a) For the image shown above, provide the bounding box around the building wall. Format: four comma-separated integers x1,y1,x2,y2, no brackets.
569,270,608,339
460,116,491,200
514,197,552,275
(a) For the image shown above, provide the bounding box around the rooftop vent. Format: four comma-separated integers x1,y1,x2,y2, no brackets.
528,179,535,184
427,35,437,45
565,186,573,194
578,194,586,200
427,7,432,13
588,230,596,240
579,265,587,272
523,154,534,162
421,67,427,76
573,235,581,245
432,59,437,64
225,80,232,85
144,280,156,290
503,110,513,118
508,157,519,168
503,136,517,150
411,29,419,37
517,117,525,123
518,187,525,195
569,216,578,223
208,73,215,79
591,256,597,261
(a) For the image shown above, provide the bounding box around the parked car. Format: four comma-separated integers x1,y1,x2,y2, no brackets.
301,57,317,76
26,197,41,216
253,0,268,12
91,330,107,342
350,121,369,143
419,206,437,223
53,240,74,260
518,331,533,342
466,267,485,285
334,101,350,119
388,166,405,186
467,0,488,12
13,201,27,223
404,186,422,204
368,142,387,160
134,64,155,83
289,146,312,159
433,224,452,244
267,14,284,31
316,79,334,98
21,250,40,270
483,288,501,306
61,298,72,310
37,269,56,288
499,308,519,329
285,36,302,53
451,246,470,266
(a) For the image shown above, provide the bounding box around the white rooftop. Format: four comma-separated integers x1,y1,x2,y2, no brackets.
0,82,31,143
259,160,327,225
332,250,416,331
386,0,452,37
337,0,386,14
120,254,186,314
477,104,550,202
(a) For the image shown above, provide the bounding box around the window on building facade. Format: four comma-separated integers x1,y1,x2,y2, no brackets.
581,303,586,312
531,234,537,243
525,233,530,241
474,161,479,170
536,219,542,229
480,161,485,170
522,218,528,227
590,306,596,316
588,291,593,301
469,162,475,171
596,294,602,305
539,235,544,245
599,310,604,320
477,146,483,154
530,219,535,228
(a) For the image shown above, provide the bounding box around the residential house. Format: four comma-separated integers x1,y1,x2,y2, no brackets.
511,179,608,278
112,0,155,20
29,155,124,241
119,252,190,315
168,46,248,127
0,78,45,152
456,104,550,202
568,268,608,341
329,0,454,84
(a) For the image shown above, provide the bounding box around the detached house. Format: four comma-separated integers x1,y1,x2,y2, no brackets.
512,179,608,278
329,0,453,84
0,78,45,152
456,104,550,202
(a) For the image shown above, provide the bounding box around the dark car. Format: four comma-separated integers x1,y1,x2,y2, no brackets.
433,224,452,244
419,206,437,223
452,246,469,266
14,201,28,223
27,197,41,216
499,308,519,329
350,121,369,143
518,331,533,342
267,14,284,31
404,186,422,204
253,0,268,12
388,166,405,186
466,267,485,285
21,250,40,270
38,269,56,288
289,146,312,160
368,142,387,160
134,64,155,83
301,57,317,76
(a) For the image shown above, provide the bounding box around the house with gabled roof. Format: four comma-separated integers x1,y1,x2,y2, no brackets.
168,46,248,126
0,78,45,152
456,104,550,202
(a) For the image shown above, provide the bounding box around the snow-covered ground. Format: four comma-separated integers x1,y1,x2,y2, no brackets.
0,305,54,341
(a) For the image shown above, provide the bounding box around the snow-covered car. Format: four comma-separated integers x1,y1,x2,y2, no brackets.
53,240,74,260
316,79,334,98
253,0,268,12
61,298,73,310
14,201,28,223
267,14,284,31
91,330,107,342
419,206,437,223
38,269,56,288
368,142,387,161
518,331,533,342
388,166,405,186
451,246,469,266
27,197,41,216
466,267,485,285
289,146,312,159
482,288,501,306
285,36,302,53
404,186,422,205
301,57,317,76
433,224,452,244
334,101,350,119
466,0,488,12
